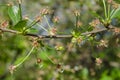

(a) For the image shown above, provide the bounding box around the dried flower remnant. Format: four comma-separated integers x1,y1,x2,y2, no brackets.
37,58,42,64
89,19,100,28
95,58,102,66
71,36,82,44
98,39,108,47
107,0,113,4
23,15,29,20
49,27,57,35
35,16,42,23
55,45,64,51
56,63,62,69
73,9,80,17
114,28,120,34
7,3,13,6
32,37,39,47
112,2,119,9
56,63,64,73
77,21,83,27
90,68,96,76
9,65,16,74
53,16,59,23
77,37,82,43
17,0,22,4
40,7,52,15
1,20,9,28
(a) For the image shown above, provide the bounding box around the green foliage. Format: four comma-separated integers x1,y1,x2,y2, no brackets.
0,0,120,80
114,0,120,4
13,20,28,31
8,5,21,25
111,7,120,19
27,28,39,33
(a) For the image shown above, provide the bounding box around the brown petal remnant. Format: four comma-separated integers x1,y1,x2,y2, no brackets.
49,27,57,35
7,2,13,7
37,58,42,64
40,7,52,15
56,63,61,69
112,1,119,9
77,21,83,28
107,0,113,4
89,19,100,28
53,16,59,23
114,28,120,34
35,16,42,23
1,20,9,28
17,0,22,4
32,37,39,47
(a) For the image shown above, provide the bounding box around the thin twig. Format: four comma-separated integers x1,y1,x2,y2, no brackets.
82,28,107,35
0,27,114,38
0,28,19,34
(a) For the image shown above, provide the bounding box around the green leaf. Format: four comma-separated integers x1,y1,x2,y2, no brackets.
39,49,56,60
81,68,89,78
90,11,101,18
110,7,120,19
27,28,38,33
13,20,28,31
14,56,25,65
114,0,120,4
8,5,20,25
100,76,112,80
39,51,48,60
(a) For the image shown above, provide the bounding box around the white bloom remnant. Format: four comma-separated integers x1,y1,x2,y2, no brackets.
23,15,29,20
9,65,16,74
99,40,108,47
95,58,102,66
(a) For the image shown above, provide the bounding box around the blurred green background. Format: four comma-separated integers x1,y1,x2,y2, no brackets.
0,0,120,80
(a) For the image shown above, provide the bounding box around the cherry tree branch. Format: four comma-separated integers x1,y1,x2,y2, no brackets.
0,27,114,38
